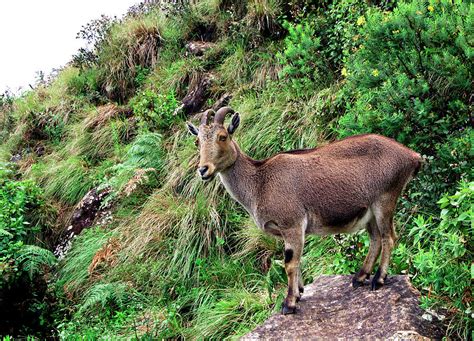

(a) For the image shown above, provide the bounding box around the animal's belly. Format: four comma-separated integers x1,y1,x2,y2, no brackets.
306,209,373,235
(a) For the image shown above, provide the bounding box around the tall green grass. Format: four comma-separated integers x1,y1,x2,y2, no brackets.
30,156,94,205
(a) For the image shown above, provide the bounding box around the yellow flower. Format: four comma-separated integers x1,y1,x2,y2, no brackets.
428,5,434,12
341,68,348,77
357,16,366,26
372,69,380,77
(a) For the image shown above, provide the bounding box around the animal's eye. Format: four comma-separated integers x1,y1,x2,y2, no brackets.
195,139,199,146
219,135,227,141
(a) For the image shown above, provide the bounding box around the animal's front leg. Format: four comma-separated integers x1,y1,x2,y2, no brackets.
282,227,304,315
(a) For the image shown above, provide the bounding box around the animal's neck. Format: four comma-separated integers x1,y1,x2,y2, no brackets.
218,141,258,213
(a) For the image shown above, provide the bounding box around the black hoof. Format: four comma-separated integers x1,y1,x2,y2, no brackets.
371,280,383,291
299,286,304,294
371,268,387,291
296,295,301,303
352,277,365,288
352,270,369,288
281,303,297,315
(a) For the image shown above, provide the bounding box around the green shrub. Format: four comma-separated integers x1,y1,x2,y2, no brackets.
66,68,102,103
129,89,180,131
0,176,56,288
408,180,473,339
134,65,151,89
336,0,473,203
316,0,368,69
72,15,116,69
277,19,332,96
25,109,66,144
337,0,472,148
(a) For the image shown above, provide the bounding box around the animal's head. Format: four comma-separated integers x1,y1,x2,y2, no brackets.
187,107,240,181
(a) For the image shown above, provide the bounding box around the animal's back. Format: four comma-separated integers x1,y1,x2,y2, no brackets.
261,134,421,188
256,134,422,228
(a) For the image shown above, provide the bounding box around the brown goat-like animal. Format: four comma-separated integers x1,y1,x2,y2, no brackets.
187,107,422,314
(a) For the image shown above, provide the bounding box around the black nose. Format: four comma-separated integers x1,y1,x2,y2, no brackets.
198,166,208,176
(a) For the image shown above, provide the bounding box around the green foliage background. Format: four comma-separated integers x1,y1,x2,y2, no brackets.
0,0,472,339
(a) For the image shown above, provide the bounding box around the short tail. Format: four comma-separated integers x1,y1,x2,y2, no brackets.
413,153,424,177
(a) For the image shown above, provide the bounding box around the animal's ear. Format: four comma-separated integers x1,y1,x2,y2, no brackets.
227,113,240,135
187,122,199,136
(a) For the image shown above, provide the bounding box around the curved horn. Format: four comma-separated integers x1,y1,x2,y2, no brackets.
214,106,235,125
200,109,215,126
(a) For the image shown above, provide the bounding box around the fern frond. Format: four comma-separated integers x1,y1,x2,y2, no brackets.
0,228,13,238
16,245,57,279
78,282,134,316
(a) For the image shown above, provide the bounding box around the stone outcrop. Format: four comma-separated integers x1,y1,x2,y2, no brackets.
186,41,216,56
54,187,113,259
243,275,444,340
178,72,214,115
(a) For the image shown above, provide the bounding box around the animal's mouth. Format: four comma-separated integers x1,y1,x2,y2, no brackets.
201,174,215,181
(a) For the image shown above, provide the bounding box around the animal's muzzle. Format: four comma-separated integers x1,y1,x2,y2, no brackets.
198,166,208,176
197,164,215,181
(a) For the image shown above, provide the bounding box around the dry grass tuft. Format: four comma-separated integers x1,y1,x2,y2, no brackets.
246,0,282,37
127,22,162,67
99,18,164,102
122,168,156,197
84,104,132,130
88,238,121,277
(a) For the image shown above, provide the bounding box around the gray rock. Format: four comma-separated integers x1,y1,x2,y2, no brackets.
243,275,443,340
185,41,216,56
54,186,113,259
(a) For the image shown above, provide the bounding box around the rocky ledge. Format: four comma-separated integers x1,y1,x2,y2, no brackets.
243,275,444,340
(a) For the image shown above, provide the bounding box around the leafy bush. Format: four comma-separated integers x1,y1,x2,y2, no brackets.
0,175,56,288
336,0,473,203
337,0,472,148
72,15,116,69
129,89,180,131
66,68,102,103
405,180,472,339
25,109,66,144
316,0,368,69
277,19,333,96
134,65,151,89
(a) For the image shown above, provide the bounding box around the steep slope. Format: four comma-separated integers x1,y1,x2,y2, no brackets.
0,0,472,339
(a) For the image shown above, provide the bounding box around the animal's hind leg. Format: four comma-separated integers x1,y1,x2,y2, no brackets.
296,267,304,302
281,226,304,314
352,218,381,288
371,196,397,290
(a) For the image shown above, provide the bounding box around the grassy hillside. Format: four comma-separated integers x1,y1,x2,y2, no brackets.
0,0,472,339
